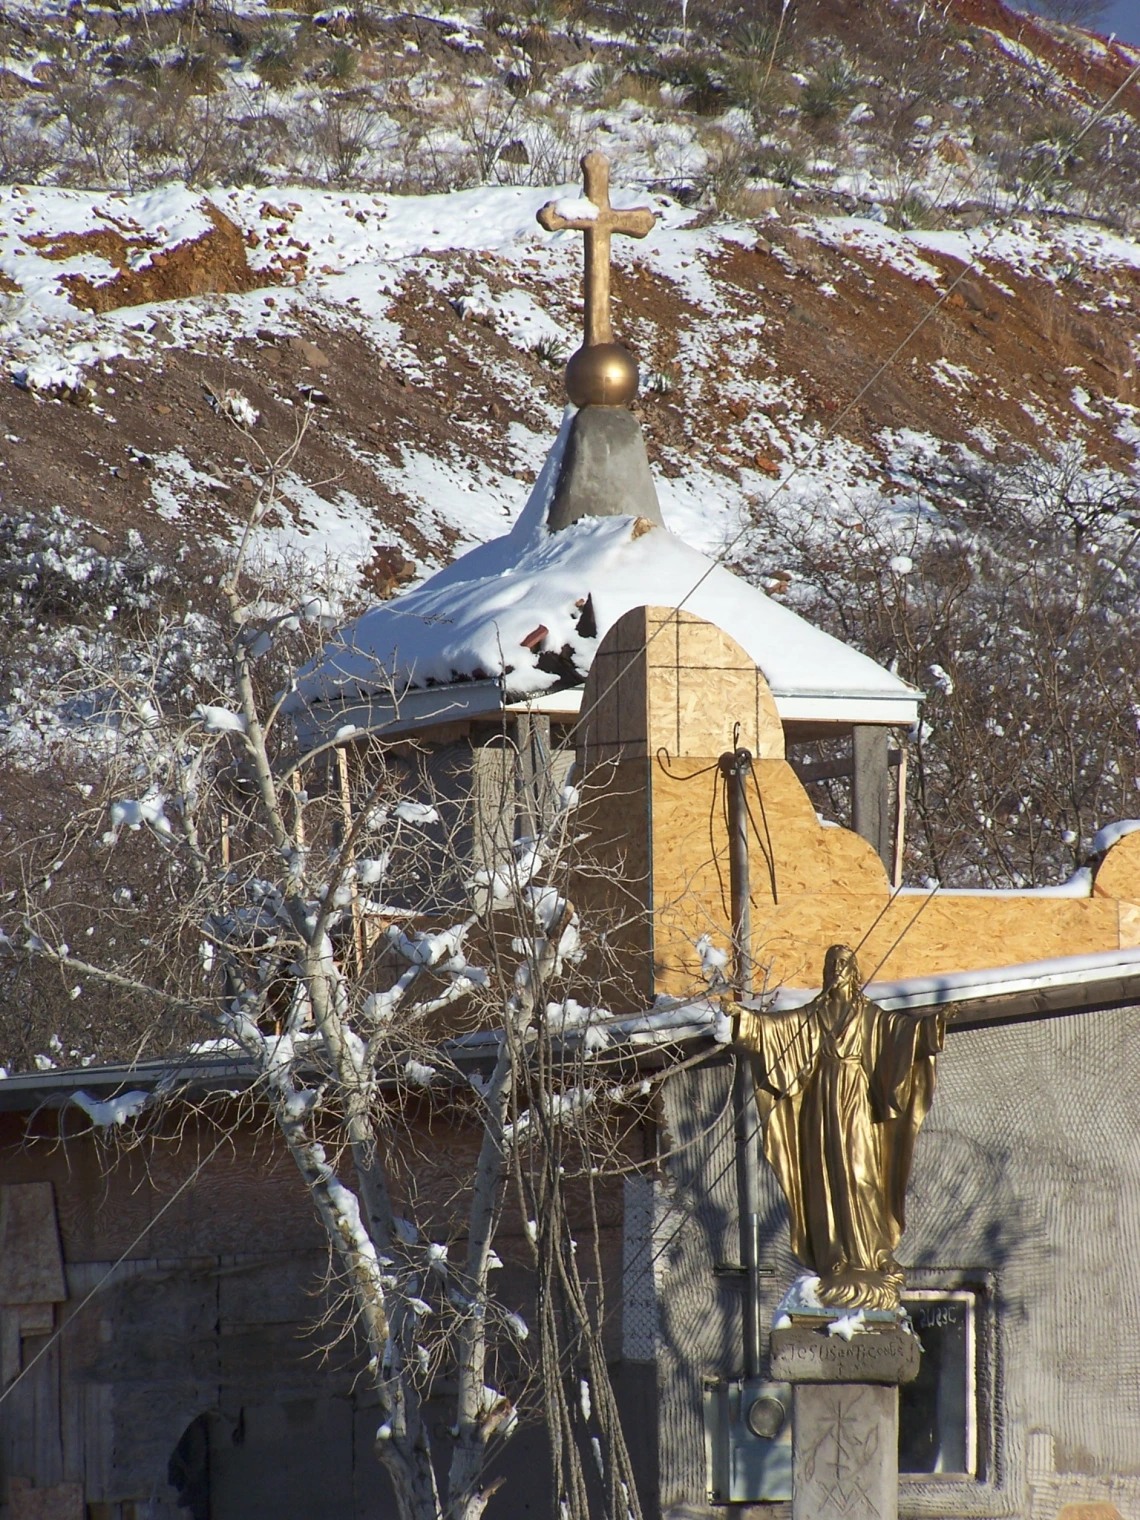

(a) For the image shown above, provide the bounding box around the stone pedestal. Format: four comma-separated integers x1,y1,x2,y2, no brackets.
770,1324,920,1520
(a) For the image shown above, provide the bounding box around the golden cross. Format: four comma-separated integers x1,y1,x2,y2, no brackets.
538,152,656,347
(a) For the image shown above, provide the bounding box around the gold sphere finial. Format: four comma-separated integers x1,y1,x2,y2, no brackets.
565,342,639,407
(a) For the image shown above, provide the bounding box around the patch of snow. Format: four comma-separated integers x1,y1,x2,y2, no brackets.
1090,819,1140,854
11,357,92,401
828,1309,868,1339
929,358,975,394
108,793,174,839
774,1273,824,1321
552,196,599,221
71,1089,148,1126
808,218,943,286
1071,385,1098,418
394,801,439,824
194,704,247,734
696,933,728,986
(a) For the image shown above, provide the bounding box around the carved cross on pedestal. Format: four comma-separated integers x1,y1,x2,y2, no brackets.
538,151,656,348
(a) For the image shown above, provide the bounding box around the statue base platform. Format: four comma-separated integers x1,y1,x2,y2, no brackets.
772,1323,921,1520
770,1323,920,1384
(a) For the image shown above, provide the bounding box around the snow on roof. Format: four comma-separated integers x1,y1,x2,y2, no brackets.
292,410,921,725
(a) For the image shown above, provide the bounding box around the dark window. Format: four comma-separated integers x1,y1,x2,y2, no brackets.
899,1290,977,1477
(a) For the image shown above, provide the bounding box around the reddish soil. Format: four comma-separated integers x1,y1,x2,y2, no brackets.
2,215,1134,586
23,205,277,314
952,0,1140,118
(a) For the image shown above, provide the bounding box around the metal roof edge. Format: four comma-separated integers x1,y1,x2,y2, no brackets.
9,951,1134,1114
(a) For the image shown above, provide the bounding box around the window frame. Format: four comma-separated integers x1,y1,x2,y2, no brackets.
901,1287,979,1480
898,1268,1001,1513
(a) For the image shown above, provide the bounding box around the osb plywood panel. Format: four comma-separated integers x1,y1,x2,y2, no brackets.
643,608,784,762
571,607,1140,1001
647,757,891,994
577,607,649,768
850,894,1125,985
1093,830,1140,899
654,888,1127,995
572,758,655,1007
1119,901,1140,949
577,606,783,769
651,757,887,901
642,755,1129,995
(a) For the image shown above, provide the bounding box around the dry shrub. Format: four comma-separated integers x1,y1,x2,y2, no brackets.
745,447,1140,888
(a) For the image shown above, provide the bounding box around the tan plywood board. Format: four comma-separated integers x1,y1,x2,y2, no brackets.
578,606,783,768
1056,1506,1123,1520
646,756,1128,995
576,607,1140,1002
576,607,650,768
1119,901,1140,948
571,759,655,1007
1093,830,1140,899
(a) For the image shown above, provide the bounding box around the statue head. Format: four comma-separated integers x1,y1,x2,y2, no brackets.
819,944,862,1026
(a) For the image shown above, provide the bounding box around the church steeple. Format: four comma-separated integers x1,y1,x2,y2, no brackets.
536,151,665,532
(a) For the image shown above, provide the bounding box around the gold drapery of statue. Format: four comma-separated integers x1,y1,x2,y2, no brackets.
734,945,945,1312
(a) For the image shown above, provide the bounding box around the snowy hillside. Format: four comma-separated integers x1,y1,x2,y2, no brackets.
2,172,1137,580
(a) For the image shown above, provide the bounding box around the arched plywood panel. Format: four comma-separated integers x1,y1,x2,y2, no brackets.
1093,829,1140,902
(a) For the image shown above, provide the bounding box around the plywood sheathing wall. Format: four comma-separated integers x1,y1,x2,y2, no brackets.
575,607,1140,999
574,607,784,1006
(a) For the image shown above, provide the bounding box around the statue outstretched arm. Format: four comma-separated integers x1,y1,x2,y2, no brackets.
728,1000,763,1053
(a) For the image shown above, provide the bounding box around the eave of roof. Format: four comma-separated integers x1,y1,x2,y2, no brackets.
4,947,1138,1113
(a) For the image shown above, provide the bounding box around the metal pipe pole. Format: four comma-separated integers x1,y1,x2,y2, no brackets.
721,746,763,1381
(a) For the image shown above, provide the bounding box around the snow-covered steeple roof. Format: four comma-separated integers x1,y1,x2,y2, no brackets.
291,410,921,732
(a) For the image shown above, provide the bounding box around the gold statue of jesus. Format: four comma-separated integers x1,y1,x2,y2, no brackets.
734,945,945,1312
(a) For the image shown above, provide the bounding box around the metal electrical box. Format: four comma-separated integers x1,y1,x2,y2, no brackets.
704,1377,793,1502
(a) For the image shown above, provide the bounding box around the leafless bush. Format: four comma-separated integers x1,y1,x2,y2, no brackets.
0,109,57,183
695,130,752,211
449,87,523,184
744,446,1140,888
311,95,382,184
